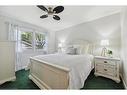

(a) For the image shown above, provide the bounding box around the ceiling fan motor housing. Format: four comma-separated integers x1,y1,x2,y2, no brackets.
48,7,55,15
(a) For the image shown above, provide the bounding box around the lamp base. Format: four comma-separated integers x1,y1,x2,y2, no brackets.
101,47,107,57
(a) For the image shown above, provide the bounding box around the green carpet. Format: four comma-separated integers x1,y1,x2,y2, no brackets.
82,70,125,89
0,69,124,89
0,69,39,89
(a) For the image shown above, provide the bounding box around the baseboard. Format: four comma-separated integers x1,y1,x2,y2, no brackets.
16,66,28,71
0,76,16,85
25,66,30,70
120,74,127,89
25,63,30,71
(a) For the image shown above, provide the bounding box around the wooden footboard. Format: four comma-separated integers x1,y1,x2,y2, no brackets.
29,57,70,89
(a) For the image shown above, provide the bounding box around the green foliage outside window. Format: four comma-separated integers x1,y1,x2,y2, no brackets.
21,32,32,44
35,33,46,49
21,31,46,50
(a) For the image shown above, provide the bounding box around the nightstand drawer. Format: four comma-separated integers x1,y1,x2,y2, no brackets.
96,63,103,67
103,66,116,76
96,67,103,73
95,58,116,66
96,65,116,77
104,64,116,69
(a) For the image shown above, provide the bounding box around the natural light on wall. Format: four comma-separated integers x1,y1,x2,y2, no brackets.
101,40,109,46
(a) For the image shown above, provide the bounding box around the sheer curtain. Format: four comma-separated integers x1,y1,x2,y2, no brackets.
7,23,48,71
8,23,22,71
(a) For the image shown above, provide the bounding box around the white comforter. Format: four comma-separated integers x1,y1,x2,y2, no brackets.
33,53,93,89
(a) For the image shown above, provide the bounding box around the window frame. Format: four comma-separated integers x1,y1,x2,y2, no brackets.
21,31,34,52
20,28,47,52
35,32,46,50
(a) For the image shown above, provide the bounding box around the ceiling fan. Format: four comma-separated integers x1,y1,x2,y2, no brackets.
37,5,64,20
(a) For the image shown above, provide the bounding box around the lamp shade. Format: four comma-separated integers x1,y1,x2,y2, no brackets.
58,43,62,47
101,40,109,46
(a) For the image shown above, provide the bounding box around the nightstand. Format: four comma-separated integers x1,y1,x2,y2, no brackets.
94,56,120,83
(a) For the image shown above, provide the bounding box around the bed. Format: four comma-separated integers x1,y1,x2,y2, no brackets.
29,40,94,89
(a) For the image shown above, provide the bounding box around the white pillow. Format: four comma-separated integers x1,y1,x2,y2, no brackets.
73,45,81,54
73,44,89,54
65,47,77,55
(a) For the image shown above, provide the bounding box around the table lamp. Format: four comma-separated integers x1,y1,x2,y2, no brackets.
100,40,109,57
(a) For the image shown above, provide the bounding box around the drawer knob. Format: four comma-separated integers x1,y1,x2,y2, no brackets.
104,69,107,71
104,61,107,63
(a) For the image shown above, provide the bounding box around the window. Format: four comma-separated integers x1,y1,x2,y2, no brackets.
21,31,33,50
20,29,47,51
35,33,46,49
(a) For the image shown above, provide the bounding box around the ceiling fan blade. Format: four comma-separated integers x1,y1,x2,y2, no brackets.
53,15,60,20
37,5,48,12
40,15,48,19
53,6,64,14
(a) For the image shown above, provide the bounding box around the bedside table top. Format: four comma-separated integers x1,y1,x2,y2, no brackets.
94,56,120,61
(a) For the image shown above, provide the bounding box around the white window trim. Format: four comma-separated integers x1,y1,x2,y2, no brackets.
34,31,47,52
20,28,47,52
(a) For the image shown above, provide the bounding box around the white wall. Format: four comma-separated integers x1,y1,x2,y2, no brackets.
121,7,127,88
0,16,8,41
55,13,121,57
47,30,56,53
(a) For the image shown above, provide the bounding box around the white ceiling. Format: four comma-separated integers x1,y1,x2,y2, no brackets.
0,6,122,31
